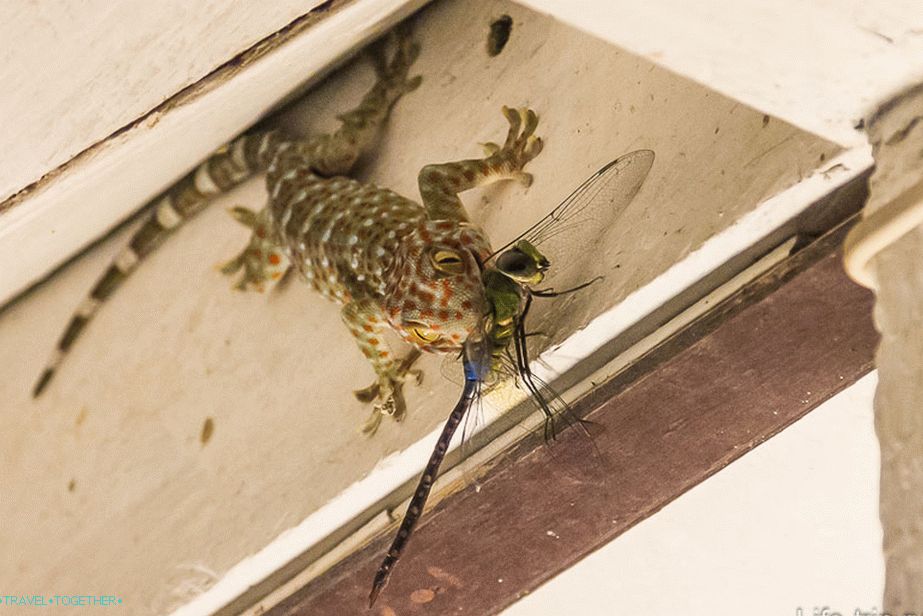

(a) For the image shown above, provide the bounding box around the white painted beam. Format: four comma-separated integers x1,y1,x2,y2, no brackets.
0,1,324,202
517,0,923,148
0,0,427,307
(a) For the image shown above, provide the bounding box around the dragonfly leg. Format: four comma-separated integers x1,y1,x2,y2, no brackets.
417,106,544,222
342,300,424,435
220,206,290,292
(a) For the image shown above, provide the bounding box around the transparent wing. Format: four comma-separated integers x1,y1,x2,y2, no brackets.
439,352,465,387
489,149,655,280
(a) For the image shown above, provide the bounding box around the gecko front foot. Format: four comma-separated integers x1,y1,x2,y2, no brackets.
356,349,424,436
481,106,544,186
220,206,290,292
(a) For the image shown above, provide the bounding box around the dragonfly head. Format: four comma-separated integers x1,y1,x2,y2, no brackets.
495,239,549,286
385,221,492,352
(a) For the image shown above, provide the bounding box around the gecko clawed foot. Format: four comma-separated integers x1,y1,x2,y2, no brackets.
370,24,422,96
490,106,544,186
356,349,424,436
219,206,290,292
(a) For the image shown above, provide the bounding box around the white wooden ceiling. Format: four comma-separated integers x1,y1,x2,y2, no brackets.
3,1,921,614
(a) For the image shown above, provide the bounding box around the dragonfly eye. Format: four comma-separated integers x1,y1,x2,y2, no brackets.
496,249,542,284
431,249,466,275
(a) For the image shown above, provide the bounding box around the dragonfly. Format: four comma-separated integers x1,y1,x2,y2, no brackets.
368,148,655,606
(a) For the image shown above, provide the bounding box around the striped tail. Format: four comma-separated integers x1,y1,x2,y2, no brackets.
32,129,285,397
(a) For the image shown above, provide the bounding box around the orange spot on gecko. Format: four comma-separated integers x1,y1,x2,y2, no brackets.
438,310,450,321
271,272,282,280
268,253,281,265
363,324,375,333
461,300,473,310
367,338,380,346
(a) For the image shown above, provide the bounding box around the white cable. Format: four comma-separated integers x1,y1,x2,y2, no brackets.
844,176,923,290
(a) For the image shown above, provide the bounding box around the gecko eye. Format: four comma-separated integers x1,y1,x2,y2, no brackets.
408,327,441,344
406,321,442,345
430,249,466,275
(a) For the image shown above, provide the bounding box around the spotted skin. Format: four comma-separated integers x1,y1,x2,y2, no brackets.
33,29,544,436
256,102,542,431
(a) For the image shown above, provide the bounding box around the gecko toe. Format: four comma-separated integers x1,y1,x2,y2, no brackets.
521,108,539,137
524,135,543,159
361,409,384,436
405,74,423,93
354,381,381,403
513,171,534,187
480,141,501,156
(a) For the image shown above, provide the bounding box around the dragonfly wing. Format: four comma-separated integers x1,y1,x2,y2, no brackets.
490,149,654,285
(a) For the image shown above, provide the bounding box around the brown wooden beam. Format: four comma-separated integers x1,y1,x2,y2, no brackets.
269,214,877,615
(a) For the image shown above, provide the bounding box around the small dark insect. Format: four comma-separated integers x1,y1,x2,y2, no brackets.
200,417,215,445
487,15,513,56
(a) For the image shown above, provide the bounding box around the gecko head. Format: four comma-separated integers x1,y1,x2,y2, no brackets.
385,221,492,353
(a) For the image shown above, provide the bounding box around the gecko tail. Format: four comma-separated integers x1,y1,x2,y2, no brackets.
32,129,285,398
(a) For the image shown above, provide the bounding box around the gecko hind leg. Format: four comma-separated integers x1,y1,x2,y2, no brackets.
303,26,422,178
342,300,424,436
355,349,424,436
220,206,290,292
